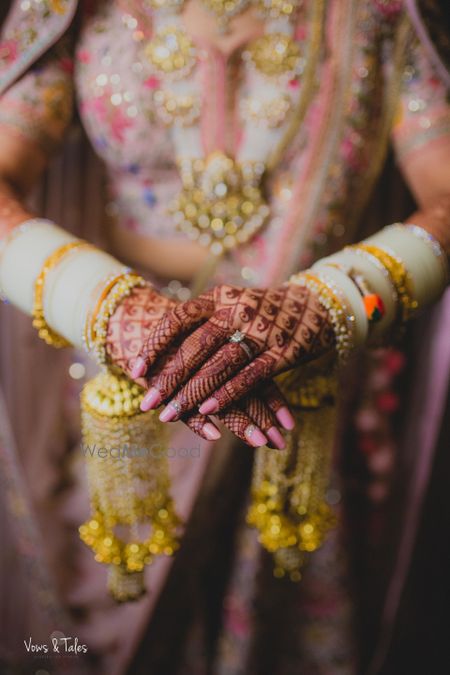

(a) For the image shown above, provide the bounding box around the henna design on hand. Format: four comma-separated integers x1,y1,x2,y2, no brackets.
164,341,252,416
105,286,287,448
106,285,176,378
146,283,333,420
216,389,287,448
146,319,230,401
134,291,215,376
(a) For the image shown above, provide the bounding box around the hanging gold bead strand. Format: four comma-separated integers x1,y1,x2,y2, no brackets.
80,370,181,602
247,360,338,581
80,273,181,602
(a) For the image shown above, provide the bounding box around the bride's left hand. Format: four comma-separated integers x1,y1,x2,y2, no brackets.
131,283,335,421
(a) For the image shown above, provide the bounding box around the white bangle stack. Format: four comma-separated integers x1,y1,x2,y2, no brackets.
0,219,126,350
310,222,448,340
364,223,447,308
290,222,448,354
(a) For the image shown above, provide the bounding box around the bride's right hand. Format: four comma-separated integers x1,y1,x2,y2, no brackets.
105,285,292,448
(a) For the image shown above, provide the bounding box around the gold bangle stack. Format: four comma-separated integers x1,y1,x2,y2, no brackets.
32,241,91,348
85,272,149,367
349,243,418,325
82,268,131,352
289,271,356,363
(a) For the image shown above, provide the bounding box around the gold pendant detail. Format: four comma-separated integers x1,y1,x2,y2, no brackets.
153,89,200,126
240,93,292,128
200,0,251,33
254,0,299,19
144,25,196,78
245,33,303,79
171,152,270,255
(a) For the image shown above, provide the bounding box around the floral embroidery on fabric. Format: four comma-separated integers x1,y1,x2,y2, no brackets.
0,38,74,152
0,0,77,94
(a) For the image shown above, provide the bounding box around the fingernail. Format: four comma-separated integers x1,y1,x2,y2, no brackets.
199,398,219,415
276,406,295,431
203,422,221,441
245,425,268,448
140,387,161,411
267,426,286,450
131,357,146,379
159,403,179,423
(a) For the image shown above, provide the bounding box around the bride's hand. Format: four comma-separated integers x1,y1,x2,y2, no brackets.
131,283,334,423
106,285,292,448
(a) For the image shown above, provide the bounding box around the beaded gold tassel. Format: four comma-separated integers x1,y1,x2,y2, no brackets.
247,358,338,581
79,369,180,602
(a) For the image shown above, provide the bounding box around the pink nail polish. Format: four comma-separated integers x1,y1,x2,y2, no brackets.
199,398,219,415
159,404,179,423
140,387,161,411
245,426,268,448
131,357,146,379
267,426,286,450
203,422,221,441
276,406,295,431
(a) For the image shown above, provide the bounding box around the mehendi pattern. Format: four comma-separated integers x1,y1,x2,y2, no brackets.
138,283,333,417
106,285,290,445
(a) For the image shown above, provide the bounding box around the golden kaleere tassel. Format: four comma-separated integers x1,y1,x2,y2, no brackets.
79,368,181,602
247,358,338,581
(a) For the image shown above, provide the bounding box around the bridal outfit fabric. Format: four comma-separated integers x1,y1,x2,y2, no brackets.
0,1,449,673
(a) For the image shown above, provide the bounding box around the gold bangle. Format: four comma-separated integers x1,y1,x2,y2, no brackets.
32,241,91,348
89,273,149,367
83,268,132,352
289,271,355,363
350,243,418,325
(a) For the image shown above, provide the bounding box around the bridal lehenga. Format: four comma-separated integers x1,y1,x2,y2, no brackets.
0,0,450,673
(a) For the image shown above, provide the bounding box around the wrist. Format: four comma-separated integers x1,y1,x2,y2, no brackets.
105,285,153,373
85,274,150,368
0,179,32,237
406,197,450,256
